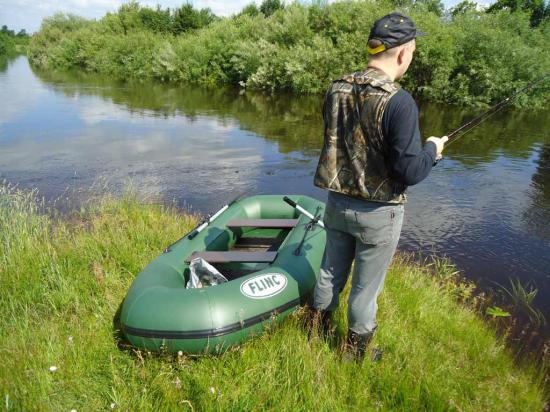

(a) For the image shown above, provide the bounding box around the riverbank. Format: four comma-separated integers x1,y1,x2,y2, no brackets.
27,1,550,108
0,184,546,410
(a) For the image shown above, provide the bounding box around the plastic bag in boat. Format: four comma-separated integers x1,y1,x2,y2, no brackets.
187,257,228,289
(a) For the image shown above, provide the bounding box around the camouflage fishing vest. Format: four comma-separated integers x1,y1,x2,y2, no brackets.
313,67,407,203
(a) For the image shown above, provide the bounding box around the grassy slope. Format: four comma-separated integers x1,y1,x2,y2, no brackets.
0,185,546,411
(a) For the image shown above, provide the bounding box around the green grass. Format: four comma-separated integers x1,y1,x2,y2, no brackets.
0,184,546,411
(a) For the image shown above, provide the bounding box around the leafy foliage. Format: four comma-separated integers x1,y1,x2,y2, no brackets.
137,5,172,33
27,0,550,108
40,13,91,32
0,24,29,56
486,306,512,317
240,3,261,17
172,4,217,34
388,0,445,16
450,0,479,17
260,0,285,17
487,0,550,26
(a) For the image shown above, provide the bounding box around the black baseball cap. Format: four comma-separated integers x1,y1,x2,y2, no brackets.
367,12,427,55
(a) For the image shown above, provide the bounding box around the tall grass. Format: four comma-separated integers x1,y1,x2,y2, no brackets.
27,1,550,108
0,184,547,410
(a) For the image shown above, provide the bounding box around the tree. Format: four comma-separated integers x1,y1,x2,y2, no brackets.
117,1,141,34
450,0,479,17
1,25,15,36
41,13,89,32
138,6,172,33
417,0,445,15
388,0,444,16
240,3,261,17
173,4,216,34
259,0,284,17
487,0,549,26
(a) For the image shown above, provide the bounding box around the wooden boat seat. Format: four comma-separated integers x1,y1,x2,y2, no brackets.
226,219,299,228
185,251,278,264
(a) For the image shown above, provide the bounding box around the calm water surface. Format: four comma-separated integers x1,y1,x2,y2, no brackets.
1,56,549,329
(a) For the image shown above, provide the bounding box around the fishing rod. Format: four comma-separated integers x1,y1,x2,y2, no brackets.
443,72,550,148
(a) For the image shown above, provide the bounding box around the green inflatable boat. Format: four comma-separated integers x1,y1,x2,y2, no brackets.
120,195,326,354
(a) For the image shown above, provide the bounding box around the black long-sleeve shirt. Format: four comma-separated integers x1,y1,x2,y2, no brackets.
381,89,436,186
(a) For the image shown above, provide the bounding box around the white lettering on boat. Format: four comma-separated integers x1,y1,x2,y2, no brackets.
240,273,288,299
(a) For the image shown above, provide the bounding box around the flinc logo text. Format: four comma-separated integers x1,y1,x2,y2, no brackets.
240,273,287,299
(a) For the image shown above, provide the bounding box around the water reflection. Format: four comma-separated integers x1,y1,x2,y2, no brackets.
1,57,326,213
33,66,325,156
525,143,550,240
419,102,550,166
33,64,550,164
0,56,8,73
1,56,549,331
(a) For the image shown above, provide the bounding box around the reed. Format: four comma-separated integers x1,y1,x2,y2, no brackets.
497,278,546,327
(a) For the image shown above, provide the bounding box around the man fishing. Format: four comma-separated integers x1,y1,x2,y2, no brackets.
312,11,448,360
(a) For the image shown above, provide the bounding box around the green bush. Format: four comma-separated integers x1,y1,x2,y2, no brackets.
0,33,13,55
40,13,91,32
172,4,217,34
260,0,285,17
0,24,29,56
487,0,550,27
138,6,172,33
27,0,550,108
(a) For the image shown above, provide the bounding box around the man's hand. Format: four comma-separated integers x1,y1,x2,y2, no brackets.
427,136,448,160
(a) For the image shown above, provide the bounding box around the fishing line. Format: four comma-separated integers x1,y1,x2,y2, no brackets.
444,100,511,148
443,73,550,148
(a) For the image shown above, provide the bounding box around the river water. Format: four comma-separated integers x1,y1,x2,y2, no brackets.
1,56,549,331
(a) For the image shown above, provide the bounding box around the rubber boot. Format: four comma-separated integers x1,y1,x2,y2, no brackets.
308,309,333,339
319,310,333,337
345,327,377,361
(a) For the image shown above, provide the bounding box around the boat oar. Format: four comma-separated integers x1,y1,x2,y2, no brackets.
188,204,228,240
283,196,325,229
164,192,245,253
